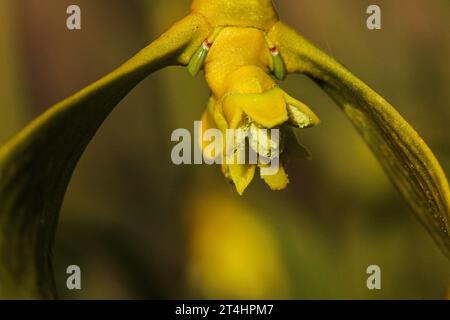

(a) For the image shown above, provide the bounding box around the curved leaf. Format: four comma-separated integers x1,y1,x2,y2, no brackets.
0,13,210,299
269,22,450,259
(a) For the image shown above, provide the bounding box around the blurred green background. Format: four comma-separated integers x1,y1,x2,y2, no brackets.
1,0,449,299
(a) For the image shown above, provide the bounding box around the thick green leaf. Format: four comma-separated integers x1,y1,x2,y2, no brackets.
0,13,209,299
269,22,450,259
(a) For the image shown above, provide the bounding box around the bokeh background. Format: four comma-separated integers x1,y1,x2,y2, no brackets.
1,0,449,299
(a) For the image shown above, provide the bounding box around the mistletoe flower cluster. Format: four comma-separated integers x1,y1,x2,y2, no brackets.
189,23,319,194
